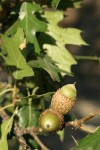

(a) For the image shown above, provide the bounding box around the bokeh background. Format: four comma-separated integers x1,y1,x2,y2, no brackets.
0,0,100,150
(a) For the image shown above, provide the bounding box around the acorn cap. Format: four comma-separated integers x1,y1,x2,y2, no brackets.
51,84,77,114
39,108,64,132
61,83,77,99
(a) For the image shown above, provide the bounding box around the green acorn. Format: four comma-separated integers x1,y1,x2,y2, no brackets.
51,83,77,114
39,108,64,132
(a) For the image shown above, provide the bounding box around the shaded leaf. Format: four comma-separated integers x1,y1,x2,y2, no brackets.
18,106,40,127
20,91,53,101
17,92,53,107
28,56,65,81
52,0,61,8
43,11,87,75
0,28,34,79
76,127,100,150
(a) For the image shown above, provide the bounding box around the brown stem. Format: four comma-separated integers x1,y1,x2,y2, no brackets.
65,109,100,133
66,121,95,133
0,106,10,120
76,110,100,124
14,123,31,150
30,132,49,150
78,125,95,133
14,124,49,150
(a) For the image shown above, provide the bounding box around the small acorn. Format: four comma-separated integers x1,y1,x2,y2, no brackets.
39,108,64,132
51,83,77,114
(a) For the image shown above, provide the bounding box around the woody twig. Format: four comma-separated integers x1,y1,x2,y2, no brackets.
65,109,100,133
14,123,49,150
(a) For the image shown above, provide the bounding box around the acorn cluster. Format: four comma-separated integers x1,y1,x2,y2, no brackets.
39,83,77,132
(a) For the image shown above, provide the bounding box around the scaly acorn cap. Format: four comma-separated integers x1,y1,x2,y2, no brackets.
51,84,77,114
39,108,64,132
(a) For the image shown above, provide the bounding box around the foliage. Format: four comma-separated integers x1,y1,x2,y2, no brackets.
0,0,99,150
76,127,100,150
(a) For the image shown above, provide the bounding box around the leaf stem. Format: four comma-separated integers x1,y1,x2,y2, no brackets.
12,84,17,98
0,88,14,96
74,55,100,62
0,103,14,112
27,88,32,127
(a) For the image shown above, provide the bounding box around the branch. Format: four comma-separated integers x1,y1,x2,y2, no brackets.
14,123,49,150
75,110,100,124
65,109,100,133
29,132,49,150
14,123,32,150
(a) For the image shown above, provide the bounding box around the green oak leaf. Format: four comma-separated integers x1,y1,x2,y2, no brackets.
20,91,53,100
5,20,19,36
0,120,13,150
18,106,40,127
52,0,61,8
0,28,34,80
28,55,66,81
76,127,100,150
43,11,87,75
5,2,47,54
0,109,17,150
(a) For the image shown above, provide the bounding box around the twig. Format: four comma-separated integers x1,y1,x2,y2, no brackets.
66,121,95,133
77,125,95,133
65,109,100,133
14,124,49,150
25,127,49,150
14,123,32,150
29,132,49,150
12,84,17,98
31,132,49,150
76,110,100,124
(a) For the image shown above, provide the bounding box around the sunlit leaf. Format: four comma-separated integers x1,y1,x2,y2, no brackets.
0,109,17,150
43,11,87,75
0,28,34,79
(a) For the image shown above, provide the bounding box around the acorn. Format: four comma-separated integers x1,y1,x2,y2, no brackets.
39,108,64,132
51,83,77,114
